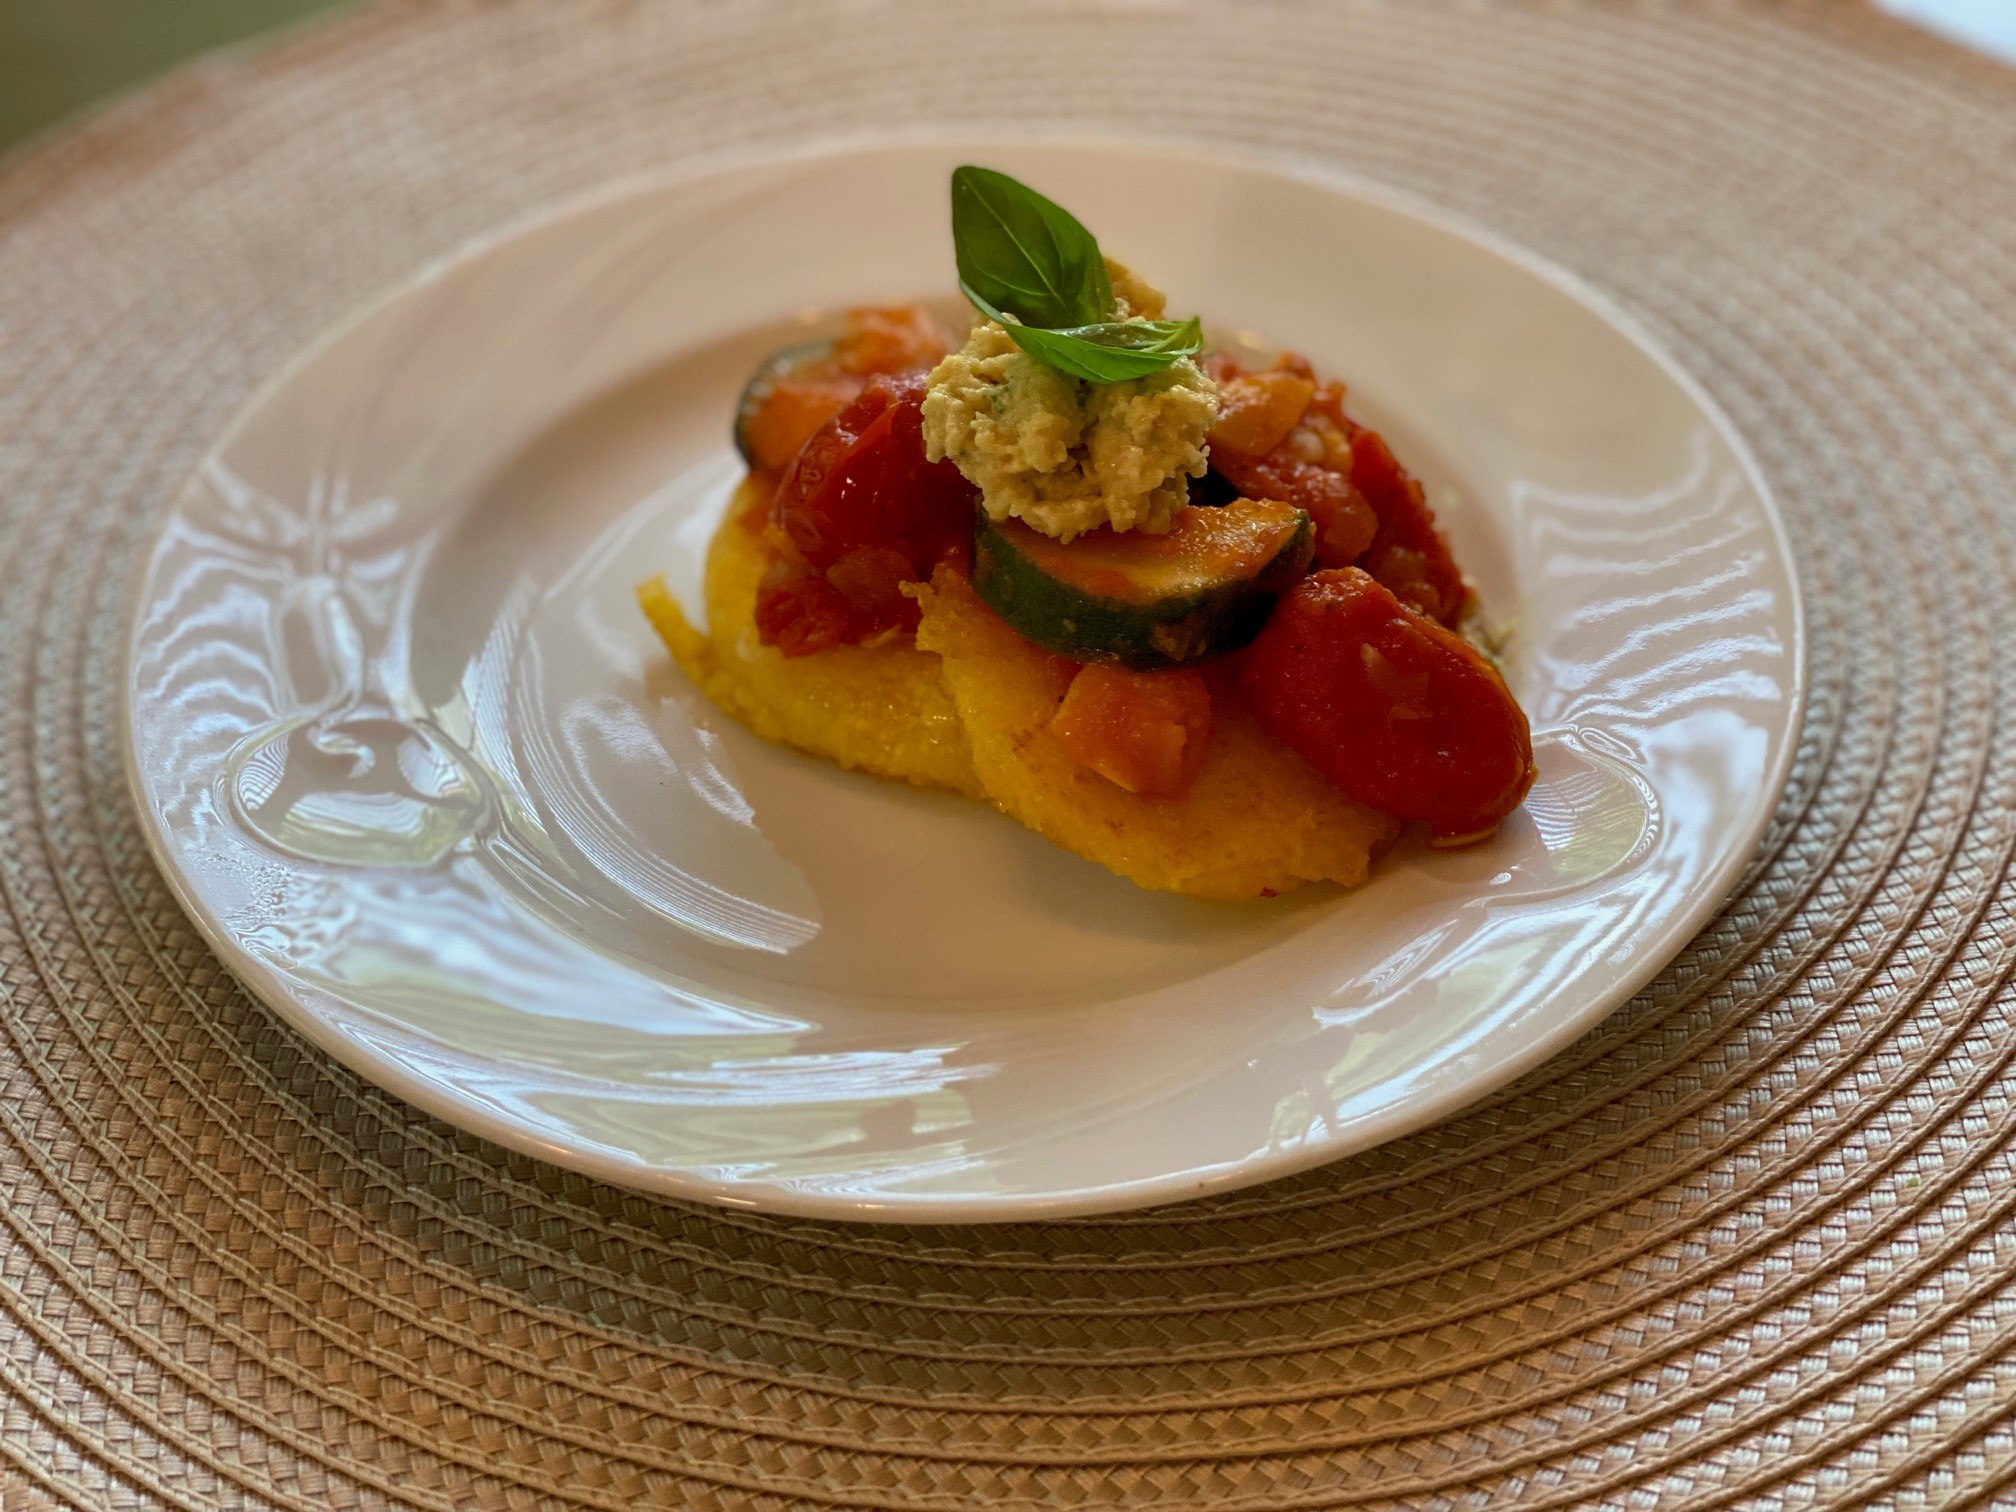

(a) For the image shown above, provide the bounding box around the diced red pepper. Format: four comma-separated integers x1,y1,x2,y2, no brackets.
1051,663,1215,798
1239,568,1534,842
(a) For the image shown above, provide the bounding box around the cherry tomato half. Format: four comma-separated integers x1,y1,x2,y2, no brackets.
756,372,976,656
1239,568,1534,842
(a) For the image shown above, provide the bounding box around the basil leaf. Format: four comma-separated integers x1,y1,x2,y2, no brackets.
1006,319,1206,384
951,165,1112,330
951,167,1205,383
962,280,1202,383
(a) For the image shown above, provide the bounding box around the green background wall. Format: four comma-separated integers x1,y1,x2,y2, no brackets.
0,0,349,150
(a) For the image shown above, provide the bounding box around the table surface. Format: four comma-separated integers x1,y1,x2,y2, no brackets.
2,4,2013,1508
0,0,2008,152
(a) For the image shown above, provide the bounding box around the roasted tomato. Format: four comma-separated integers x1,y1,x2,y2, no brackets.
741,373,862,473
737,305,951,473
1345,425,1466,627
773,371,974,568
750,557,854,658
832,304,950,377
1206,354,1373,567
1239,568,1534,842
1204,352,1466,626
1211,445,1377,569
756,372,977,655
1051,663,1215,798
1209,366,1316,459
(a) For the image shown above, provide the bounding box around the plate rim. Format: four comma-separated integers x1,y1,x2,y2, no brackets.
120,132,1808,1222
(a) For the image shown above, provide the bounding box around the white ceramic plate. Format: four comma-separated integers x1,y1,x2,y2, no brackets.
124,142,1802,1222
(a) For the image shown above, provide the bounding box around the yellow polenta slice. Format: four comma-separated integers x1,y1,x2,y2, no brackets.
638,485,1397,900
911,570,1398,901
635,481,982,798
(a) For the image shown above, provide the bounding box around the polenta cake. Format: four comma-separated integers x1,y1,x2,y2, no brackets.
638,167,1534,900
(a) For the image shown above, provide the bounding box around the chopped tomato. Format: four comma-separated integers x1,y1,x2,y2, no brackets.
756,372,977,656
834,305,950,377
1211,447,1378,566
773,372,974,569
752,558,854,658
1299,367,1347,423
824,544,922,641
740,305,949,476
1205,351,1467,625
1346,426,1466,626
1051,663,1215,798
1239,568,1534,842
742,374,862,473
1209,369,1315,458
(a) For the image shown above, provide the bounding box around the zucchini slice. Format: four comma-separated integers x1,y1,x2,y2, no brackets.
733,340,838,466
973,498,1313,669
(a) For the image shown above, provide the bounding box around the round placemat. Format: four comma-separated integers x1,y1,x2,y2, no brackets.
3,2,2015,1506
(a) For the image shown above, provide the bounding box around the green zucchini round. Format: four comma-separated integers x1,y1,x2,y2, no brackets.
972,497,1314,669
733,339,837,466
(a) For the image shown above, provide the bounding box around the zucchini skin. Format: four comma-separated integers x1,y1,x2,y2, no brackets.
733,340,837,466
972,503,1314,670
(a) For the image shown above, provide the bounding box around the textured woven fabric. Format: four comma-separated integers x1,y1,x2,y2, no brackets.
2,1,2015,1506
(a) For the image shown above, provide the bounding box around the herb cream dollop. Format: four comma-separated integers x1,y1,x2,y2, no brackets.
922,261,1219,543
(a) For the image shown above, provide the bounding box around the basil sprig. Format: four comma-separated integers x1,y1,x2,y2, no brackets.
950,165,1204,384
958,282,1205,385
952,165,1111,330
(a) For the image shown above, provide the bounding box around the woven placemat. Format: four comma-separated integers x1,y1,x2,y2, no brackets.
3,1,2015,1506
